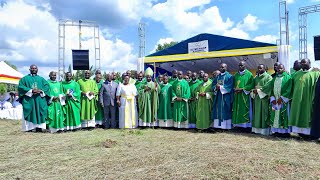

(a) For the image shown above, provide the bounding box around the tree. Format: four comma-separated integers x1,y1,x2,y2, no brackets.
155,41,178,52
0,83,7,95
4,60,18,71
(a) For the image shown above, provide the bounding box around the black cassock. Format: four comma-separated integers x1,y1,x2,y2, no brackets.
311,77,320,138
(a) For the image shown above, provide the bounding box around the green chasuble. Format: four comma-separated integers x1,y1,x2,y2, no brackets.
189,79,202,125
196,80,213,129
251,72,272,132
114,79,121,84
61,80,81,129
158,83,173,121
129,77,136,85
261,73,292,131
138,81,160,125
290,70,320,129
135,79,146,91
232,69,254,125
77,79,98,121
95,79,104,124
47,80,65,131
169,77,177,85
172,79,191,124
18,75,50,125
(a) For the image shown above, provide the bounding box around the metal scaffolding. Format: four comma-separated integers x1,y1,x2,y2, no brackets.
58,19,101,80
298,4,320,59
138,22,146,58
279,1,289,45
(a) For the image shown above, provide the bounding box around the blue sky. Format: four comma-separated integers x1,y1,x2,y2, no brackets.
0,0,319,76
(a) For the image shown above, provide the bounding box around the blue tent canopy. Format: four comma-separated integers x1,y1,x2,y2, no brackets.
147,33,276,57
144,33,278,75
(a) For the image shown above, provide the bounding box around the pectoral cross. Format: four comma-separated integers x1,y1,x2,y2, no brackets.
32,82,38,90
162,89,167,97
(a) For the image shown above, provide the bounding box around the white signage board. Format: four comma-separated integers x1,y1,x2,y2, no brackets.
188,40,209,53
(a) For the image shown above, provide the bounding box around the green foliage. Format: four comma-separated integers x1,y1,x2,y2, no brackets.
4,60,18,71
67,64,126,82
0,83,7,94
155,41,178,52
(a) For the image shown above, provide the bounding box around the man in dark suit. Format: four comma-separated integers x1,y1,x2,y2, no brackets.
99,73,119,129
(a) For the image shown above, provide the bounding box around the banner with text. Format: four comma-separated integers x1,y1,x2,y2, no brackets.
188,40,209,53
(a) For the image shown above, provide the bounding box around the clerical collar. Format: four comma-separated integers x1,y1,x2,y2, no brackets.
192,80,197,83
30,74,37,76
178,79,183,81
302,68,312,72
220,72,226,75
239,70,246,75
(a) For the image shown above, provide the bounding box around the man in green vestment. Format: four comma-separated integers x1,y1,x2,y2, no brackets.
157,74,164,84
158,75,173,127
196,73,213,130
188,72,202,128
184,75,190,83
290,60,301,77
77,70,98,129
271,62,281,78
260,64,292,135
232,61,254,128
186,71,192,79
172,71,191,128
62,72,81,131
47,71,65,133
198,70,205,82
251,65,272,135
127,70,136,85
290,59,320,136
169,69,178,85
138,67,160,127
92,69,102,80
18,65,50,132
135,72,145,90
95,73,104,127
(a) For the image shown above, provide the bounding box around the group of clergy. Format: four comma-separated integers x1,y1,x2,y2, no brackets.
17,60,320,139
135,59,320,139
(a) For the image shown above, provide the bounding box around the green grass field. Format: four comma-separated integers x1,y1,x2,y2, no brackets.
1,119,320,179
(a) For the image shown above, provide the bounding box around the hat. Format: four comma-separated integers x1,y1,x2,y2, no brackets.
145,67,154,76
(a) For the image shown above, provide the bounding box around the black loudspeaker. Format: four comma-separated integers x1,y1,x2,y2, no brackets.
314,36,320,61
72,50,89,70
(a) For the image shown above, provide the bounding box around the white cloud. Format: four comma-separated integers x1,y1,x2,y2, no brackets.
236,14,262,31
253,35,278,44
286,0,295,4
150,37,174,54
144,0,264,42
0,0,137,78
223,28,250,40
145,1,235,40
